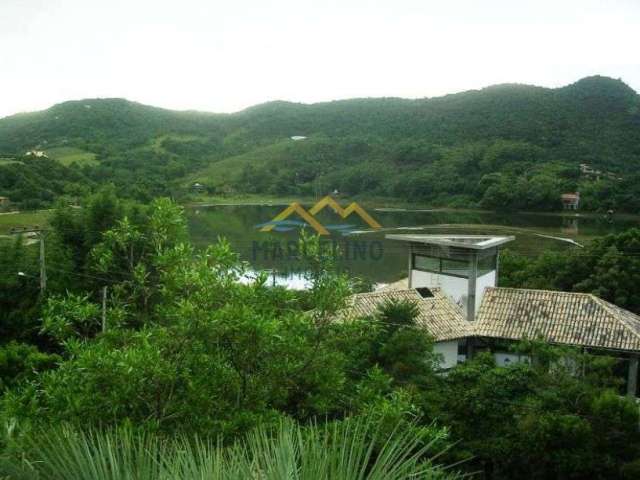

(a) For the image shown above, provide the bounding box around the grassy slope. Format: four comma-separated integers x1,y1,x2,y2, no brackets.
148,133,205,152
46,147,98,166
186,140,294,187
0,158,22,166
44,133,209,168
0,210,50,234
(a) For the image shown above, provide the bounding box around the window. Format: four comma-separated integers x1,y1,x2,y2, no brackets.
413,254,469,278
416,287,434,298
477,254,497,276
414,255,440,272
441,258,469,277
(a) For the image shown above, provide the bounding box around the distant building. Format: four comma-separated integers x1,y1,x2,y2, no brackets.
580,163,597,175
580,164,623,181
290,136,307,141
191,182,206,193
24,150,48,158
561,192,580,210
0,196,9,209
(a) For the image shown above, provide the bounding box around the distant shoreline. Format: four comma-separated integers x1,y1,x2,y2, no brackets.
2,197,638,237
184,195,640,221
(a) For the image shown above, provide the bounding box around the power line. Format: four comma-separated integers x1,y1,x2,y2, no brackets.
45,264,125,285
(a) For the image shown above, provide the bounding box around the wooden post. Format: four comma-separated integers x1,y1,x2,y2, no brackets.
467,253,478,321
101,286,107,333
627,355,638,397
39,233,46,293
10,227,48,293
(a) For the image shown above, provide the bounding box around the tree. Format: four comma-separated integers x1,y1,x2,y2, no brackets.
429,343,640,479
1,201,360,437
499,229,640,314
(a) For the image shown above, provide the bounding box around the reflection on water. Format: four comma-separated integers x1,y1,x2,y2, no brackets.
187,204,639,287
239,269,312,290
561,217,579,235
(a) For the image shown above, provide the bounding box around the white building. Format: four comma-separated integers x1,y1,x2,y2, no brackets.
339,235,640,397
387,234,514,321
24,150,48,158
338,288,470,369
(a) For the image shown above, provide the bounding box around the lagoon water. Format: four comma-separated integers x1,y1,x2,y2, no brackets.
186,204,638,288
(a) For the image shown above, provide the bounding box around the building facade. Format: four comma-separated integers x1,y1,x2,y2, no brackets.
561,192,580,210
340,235,640,397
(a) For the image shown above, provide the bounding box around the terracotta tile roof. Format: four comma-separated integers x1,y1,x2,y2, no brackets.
474,287,640,352
340,288,470,342
561,193,580,200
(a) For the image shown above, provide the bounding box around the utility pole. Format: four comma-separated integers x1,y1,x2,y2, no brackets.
102,286,107,333
39,232,47,292
11,226,48,294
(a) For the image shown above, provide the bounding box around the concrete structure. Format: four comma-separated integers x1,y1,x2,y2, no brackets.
386,235,514,321
340,234,640,396
0,196,9,209
580,164,623,182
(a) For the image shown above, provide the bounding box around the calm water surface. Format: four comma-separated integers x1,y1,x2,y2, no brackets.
187,204,639,288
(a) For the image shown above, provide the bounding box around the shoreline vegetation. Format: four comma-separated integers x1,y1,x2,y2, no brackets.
2,76,640,215
188,195,640,222
2,196,638,237
185,194,640,221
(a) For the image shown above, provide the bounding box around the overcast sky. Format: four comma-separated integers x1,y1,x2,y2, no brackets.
1,0,639,119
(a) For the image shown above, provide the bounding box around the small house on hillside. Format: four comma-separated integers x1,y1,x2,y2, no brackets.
191,182,206,193
24,150,48,158
0,196,9,210
561,192,580,210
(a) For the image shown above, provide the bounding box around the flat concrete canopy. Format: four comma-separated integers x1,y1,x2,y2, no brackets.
386,234,515,250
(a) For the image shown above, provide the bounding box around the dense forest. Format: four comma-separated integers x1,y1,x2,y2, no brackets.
1,190,640,479
1,75,639,211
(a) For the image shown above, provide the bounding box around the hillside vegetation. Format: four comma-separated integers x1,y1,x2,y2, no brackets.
1,76,639,211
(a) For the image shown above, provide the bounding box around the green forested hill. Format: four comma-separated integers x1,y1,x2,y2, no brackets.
1,75,639,210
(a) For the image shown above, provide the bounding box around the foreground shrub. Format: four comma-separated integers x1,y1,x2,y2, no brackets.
0,416,459,480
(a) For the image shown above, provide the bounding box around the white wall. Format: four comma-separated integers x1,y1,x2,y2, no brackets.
411,270,468,310
434,341,460,369
411,269,497,318
475,271,496,313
